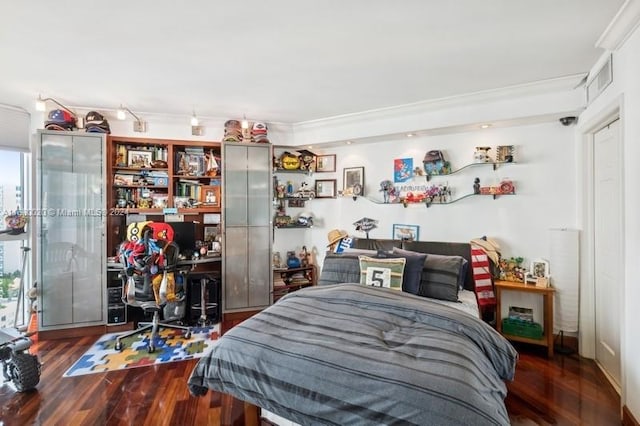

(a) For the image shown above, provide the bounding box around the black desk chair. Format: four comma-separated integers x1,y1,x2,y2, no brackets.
115,227,191,353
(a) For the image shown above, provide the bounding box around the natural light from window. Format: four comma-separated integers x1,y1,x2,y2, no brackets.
0,149,30,328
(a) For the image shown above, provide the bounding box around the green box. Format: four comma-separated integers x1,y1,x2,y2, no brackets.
502,318,543,340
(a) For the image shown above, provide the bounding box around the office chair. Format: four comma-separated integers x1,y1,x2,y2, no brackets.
115,222,191,353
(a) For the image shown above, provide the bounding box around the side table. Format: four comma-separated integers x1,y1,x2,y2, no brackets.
494,280,556,357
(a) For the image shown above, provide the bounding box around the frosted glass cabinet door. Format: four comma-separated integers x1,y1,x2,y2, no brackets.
36,131,106,330
222,142,272,311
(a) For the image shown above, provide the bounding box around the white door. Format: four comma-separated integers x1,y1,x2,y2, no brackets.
593,118,622,388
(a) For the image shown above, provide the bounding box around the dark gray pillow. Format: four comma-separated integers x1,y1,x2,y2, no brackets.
318,254,362,286
387,247,428,294
418,254,466,302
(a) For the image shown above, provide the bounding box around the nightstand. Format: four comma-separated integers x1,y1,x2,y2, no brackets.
494,280,556,357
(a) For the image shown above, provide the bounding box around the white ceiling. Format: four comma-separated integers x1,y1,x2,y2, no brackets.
0,0,624,125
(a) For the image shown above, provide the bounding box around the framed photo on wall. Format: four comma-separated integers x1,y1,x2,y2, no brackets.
316,154,336,172
392,224,419,241
343,166,364,197
315,179,337,198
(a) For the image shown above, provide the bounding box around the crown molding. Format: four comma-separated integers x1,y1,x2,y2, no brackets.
596,0,640,50
292,74,584,132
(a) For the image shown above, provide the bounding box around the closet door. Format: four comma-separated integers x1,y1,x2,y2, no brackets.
36,131,106,330
222,142,272,311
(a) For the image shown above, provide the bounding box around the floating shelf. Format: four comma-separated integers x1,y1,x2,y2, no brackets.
353,192,516,207
425,161,516,180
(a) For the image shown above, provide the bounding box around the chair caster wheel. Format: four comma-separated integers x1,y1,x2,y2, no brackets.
115,341,123,351
147,345,155,353
184,332,191,339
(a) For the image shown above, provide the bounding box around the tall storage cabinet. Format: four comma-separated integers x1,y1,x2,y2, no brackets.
222,142,272,312
34,130,106,331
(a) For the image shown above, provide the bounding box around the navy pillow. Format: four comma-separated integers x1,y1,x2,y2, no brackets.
384,247,428,294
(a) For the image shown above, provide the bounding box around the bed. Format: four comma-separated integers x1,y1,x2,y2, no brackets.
188,240,518,425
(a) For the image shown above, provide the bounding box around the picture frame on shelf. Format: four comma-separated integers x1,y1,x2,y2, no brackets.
127,150,153,168
200,185,220,207
315,179,337,198
530,259,549,278
343,166,364,197
316,154,336,172
392,224,419,242
204,225,219,242
496,145,515,163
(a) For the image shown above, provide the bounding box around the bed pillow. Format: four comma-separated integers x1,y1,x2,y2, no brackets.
358,256,406,290
383,247,428,294
418,254,466,302
318,254,362,285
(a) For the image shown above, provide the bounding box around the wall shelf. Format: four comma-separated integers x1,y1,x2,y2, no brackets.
353,192,516,207
426,161,516,180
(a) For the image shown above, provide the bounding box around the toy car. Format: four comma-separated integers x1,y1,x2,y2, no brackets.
0,328,41,392
292,182,315,199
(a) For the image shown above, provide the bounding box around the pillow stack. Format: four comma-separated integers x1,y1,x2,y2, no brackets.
319,248,469,303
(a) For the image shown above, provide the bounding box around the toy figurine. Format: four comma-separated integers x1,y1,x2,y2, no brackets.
379,180,394,203
286,251,301,268
473,177,481,194
299,246,310,267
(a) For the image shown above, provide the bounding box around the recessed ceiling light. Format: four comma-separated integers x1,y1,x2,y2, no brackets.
308,145,313,149
406,133,415,137
480,124,492,129
346,140,353,145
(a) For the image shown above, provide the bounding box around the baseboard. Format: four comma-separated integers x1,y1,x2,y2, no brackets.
623,405,640,426
38,325,108,340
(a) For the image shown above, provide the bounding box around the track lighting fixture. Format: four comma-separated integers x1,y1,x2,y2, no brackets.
117,104,147,132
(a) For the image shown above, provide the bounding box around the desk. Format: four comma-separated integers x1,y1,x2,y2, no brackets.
494,280,556,357
106,256,222,326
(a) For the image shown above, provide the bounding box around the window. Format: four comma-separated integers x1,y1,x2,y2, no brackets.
0,149,31,328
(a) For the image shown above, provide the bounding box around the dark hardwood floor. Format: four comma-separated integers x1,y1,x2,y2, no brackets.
0,335,622,425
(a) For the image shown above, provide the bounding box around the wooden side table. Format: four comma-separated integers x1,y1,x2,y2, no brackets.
494,280,556,357
272,265,316,303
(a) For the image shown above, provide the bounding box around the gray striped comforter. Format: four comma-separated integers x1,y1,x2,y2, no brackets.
188,284,518,425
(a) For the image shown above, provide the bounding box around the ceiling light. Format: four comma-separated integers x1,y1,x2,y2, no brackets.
35,95,46,111
116,106,126,120
406,133,415,137
191,113,199,127
480,124,492,129
117,104,147,132
241,115,249,129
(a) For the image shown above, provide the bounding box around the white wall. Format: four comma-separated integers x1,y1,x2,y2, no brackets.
578,21,640,419
274,121,578,325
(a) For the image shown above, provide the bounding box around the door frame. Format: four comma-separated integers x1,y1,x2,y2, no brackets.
576,95,625,395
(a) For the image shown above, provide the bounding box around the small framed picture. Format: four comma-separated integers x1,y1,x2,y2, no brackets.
343,166,364,197
392,224,419,241
204,225,219,242
315,179,337,198
316,154,336,172
530,259,549,278
496,145,515,163
200,185,220,207
127,150,153,168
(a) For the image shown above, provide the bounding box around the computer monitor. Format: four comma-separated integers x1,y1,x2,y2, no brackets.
170,222,198,256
